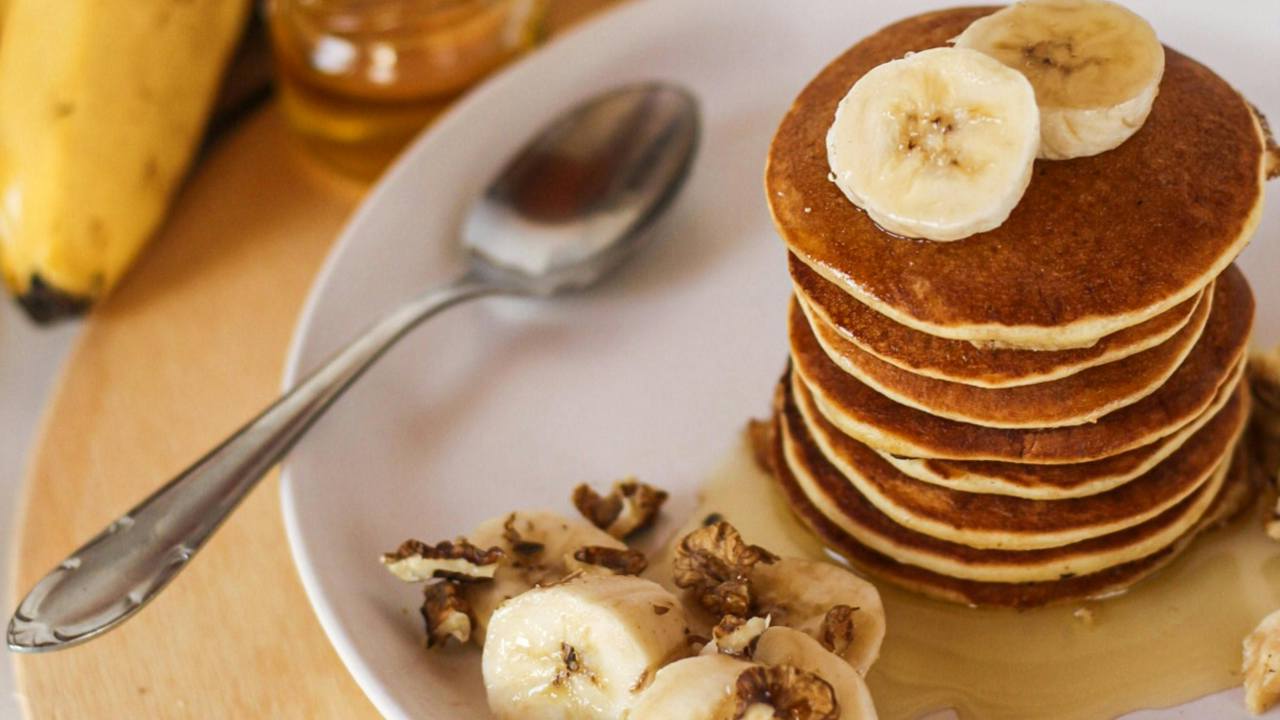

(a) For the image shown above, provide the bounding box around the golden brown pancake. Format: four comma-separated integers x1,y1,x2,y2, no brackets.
770,413,1259,607
791,266,1254,462
778,378,1234,582
880,367,1245,499
790,256,1204,388
799,283,1211,428
794,371,1248,550
766,7,1270,350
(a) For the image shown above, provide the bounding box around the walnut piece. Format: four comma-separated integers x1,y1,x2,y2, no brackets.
502,513,547,557
711,615,770,658
817,605,856,657
382,539,504,582
571,545,649,575
1244,608,1280,714
572,478,669,539
673,521,778,617
421,580,474,647
731,664,839,720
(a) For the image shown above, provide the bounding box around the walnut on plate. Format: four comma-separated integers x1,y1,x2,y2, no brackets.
709,615,770,659
421,580,474,647
817,605,856,658
731,664,839,720
571,545,649,575
381,538,505,582
673,520,779,617
572,478,669,539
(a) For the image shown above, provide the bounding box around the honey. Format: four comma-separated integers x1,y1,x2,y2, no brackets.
266,0,547,179
673,433,1280,719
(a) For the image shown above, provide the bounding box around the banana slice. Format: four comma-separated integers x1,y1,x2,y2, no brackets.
465,510,628,641
481,573,691,720
826,46,1039,241
953,0,1165,159
752,558,886,675
630,655,758,720
755,627,879,719
631,654,843,720
1243,608,1280,715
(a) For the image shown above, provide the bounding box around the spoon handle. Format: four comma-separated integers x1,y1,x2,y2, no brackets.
7,273,505,653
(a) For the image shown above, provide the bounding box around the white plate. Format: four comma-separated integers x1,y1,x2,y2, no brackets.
280,1,1280,717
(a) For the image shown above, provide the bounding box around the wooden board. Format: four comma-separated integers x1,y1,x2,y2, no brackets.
10,2,618,716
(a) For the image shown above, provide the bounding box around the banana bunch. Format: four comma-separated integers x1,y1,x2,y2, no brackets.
828,0,1165,242
0,0,251,322
381,480,887,719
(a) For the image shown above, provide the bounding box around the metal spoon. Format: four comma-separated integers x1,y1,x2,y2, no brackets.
7,83,700,652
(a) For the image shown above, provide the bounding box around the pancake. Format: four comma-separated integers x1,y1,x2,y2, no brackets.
778,378,1233,583
880,366,1246,500
770,410,1259,607
794,370,1249,550
799,282,1212,428
790,266,1254,463
766,7,1270,350
790,256,1204,388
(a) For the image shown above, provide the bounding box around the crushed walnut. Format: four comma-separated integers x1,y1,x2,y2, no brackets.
818,605,857,657
381,539,504,582
571,545,649,575
731,664,840,720
572,479,669,539
421,580,474,647
673,521,779,617
710,615,771,658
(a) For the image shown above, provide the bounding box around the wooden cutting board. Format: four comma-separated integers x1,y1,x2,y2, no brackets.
10,2,618,716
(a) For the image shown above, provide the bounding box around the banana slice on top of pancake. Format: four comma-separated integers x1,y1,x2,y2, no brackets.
954,0,1165,160
826,47,1040,242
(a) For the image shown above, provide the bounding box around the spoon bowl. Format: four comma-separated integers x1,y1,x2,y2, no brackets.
465,83,699,295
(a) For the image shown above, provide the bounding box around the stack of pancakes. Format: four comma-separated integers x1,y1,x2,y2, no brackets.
762,7,1278,608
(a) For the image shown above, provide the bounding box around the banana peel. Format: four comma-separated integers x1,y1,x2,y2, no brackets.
0,0,252,323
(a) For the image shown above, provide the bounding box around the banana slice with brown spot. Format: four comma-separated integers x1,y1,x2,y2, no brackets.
752,558,886,675
954,0,1165,159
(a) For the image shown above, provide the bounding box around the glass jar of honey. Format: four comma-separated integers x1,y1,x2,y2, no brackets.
266,0,548,180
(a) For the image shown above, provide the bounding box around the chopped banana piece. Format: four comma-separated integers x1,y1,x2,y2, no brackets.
630,655,758,720
826,46,1039,241
753,558,886,675
572,479,669,539
953,0,1165,159
481,574,690,719
380,539,504,582
465,510,629,643
1244,609,1280,714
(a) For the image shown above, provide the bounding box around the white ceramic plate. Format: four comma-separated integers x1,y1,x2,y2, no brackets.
280,1,1280,717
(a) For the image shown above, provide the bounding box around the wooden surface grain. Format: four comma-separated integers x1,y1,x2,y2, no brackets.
10,1,618,716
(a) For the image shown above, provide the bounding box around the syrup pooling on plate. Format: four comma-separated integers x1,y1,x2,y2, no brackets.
682,435,1280,720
